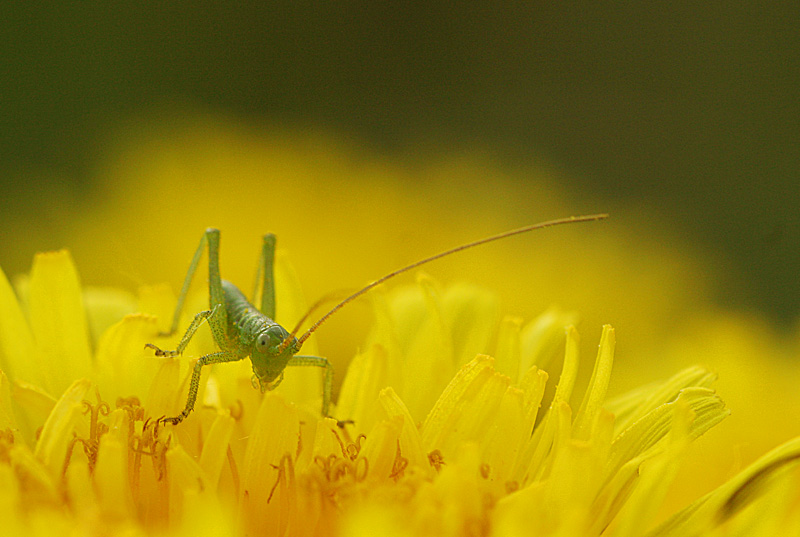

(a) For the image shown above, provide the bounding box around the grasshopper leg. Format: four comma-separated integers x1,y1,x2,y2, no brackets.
287,355,334,418
251,233,277,320
163,350,244,424
146,308,216,356
160,228,228,337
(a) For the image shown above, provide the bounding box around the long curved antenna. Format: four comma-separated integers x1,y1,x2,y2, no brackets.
280,213,609,352
289,288,359,336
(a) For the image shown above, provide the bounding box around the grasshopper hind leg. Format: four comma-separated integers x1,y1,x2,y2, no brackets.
251,233,277,319
159,228,227,337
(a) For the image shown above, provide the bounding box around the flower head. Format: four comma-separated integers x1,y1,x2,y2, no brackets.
0,248,798,536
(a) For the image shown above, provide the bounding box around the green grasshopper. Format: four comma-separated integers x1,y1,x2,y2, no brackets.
146,214,608,424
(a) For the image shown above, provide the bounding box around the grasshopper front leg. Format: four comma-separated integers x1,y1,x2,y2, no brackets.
287,355,334,418
145,307,218,357
163,350,244,425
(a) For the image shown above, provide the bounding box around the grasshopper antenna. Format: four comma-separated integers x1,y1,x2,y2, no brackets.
280,213,609,353
289,289,359,338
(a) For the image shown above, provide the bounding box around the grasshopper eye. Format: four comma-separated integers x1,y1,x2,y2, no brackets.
257,325,291,353
257,333,270,348
256,332,277,352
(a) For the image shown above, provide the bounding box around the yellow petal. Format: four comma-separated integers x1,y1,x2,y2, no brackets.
520,306,578,373
309,415,345,461
514,328,577,484
544,439,597,532
34,378,91,475
421,355,510,459
360,415,404,484
239,392,301,536
518,365,548,433
382,283,429,354
415,442,486,537
82,285,137,344
10,379,56,446
481,386,527,486
63,434,94,517
95,313,161,402
379,387,428,472
94,431,135,520
198,412,235,488
590,456,641,534
649,436,800,536
0,264,38,387
0,370,18,432
167,443,213,523
443,282,499,367
573,324,615,440
493,315,522,381
607,387,728,483
145,354,182,420
401,274,454,420
492,480,548,537
612,396,694,537
0,465,24,534
178,487,236,537
28,250,92,395
364,287,404,391
555,325,580,405
7,442,59,507
337,343,390,434
606,365,717,433
137,282,177,333
421,354,495,449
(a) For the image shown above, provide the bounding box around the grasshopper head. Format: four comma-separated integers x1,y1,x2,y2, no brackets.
250,324,299,393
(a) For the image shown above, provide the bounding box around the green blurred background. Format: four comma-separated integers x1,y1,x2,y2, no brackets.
1,2,798,323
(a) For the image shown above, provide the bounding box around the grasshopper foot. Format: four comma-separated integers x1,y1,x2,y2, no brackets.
158,414,184,426
145,343,179,357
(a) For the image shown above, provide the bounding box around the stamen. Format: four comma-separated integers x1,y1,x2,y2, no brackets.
390,441,409,481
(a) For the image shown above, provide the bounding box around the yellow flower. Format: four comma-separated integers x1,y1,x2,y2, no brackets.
1,246,799,537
